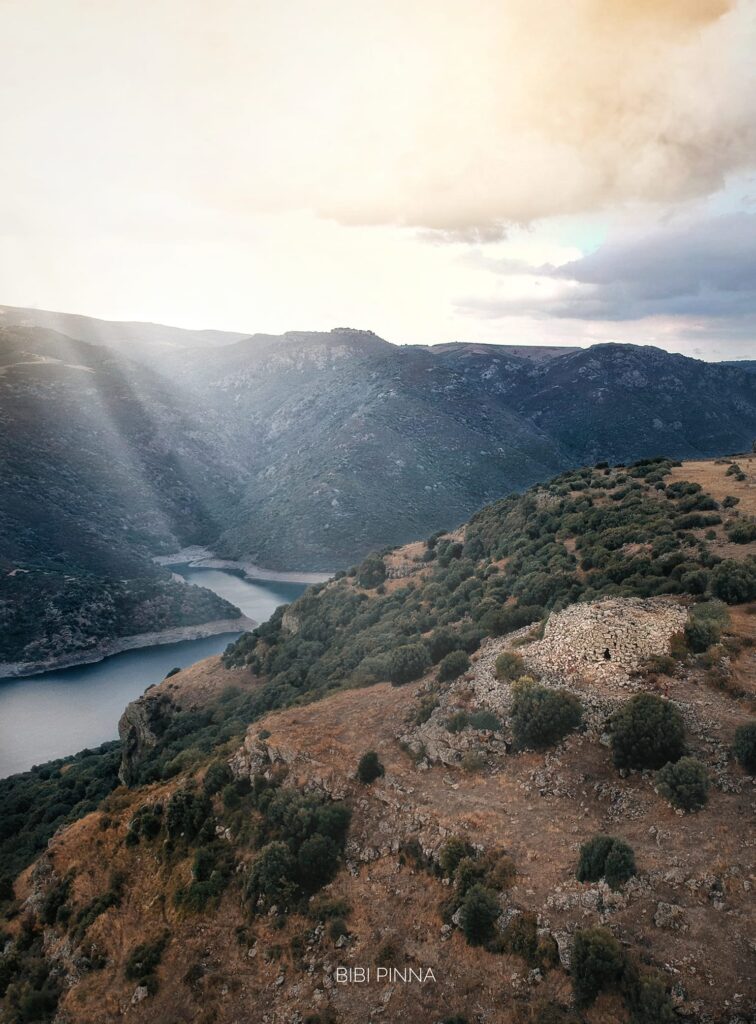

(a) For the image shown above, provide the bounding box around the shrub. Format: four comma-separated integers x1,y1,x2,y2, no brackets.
510,680,583,749
610,693,686,770
165,790,210,842
426,628,460,664
357,751,384,784
656,757,710,811
684,617,721,653
297,834,341,891
388,644,431,685
577,835,636,889
327,917,349,941
125,931,169,985
455,856,487,898
246,842,297,911
357,554,386,589
624,971,677,1024
571,927,626,1006
459,884,500,946
733,722,756,773
468,709,501,731
495,651,525,681
203,760,232,796
726,520,756,544
439,836,475,877
438,650,471,682
446,711,470,733
710,559,756,604
604,841,637,889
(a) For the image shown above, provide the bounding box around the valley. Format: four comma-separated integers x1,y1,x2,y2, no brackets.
0,569,307,778
2,309,756,674
0,453,753,1024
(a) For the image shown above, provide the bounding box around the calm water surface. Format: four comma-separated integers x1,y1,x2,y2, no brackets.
0,570,306,778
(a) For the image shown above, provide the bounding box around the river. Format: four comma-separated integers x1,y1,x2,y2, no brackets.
0,569,307,778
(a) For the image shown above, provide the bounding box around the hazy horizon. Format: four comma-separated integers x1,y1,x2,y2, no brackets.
1,1,755,359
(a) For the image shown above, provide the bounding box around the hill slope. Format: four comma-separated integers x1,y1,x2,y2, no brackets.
0,456,754,1024
3,311,756,664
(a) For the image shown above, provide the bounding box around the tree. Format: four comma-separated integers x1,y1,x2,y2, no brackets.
733,722,756,773
510,679,582,749
246,841,297,910
604,841,637,889
656,757,710,811
356,751,384,784
460,884,499,946
577,835,636,890
610,693,686,770
357,554,386,589
571,927,626,1006
438,649,471,681
388,643,431,685
297,834,341,891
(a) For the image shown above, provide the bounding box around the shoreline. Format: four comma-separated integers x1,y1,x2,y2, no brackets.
154,545,334,584
0,615,256,681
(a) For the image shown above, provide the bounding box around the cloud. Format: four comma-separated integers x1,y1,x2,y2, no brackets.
0,0,754,234
454,210,756,359
462,213,756,320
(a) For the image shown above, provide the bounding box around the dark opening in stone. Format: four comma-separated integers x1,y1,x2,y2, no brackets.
603,648,611,661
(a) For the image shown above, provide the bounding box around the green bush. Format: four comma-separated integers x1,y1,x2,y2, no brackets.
245,841,297,911
710,559,756,604
605,841,638,889
494,651,525,681
468,709,501,731
656,757,710,811
610,693,686,770
165,790,211,842
571,927,626,1006
439,836,475,877
446,711,470,733
726,520,756,544
297,834,341,891
203,760,232,796
510,680,583,749
577,835,636,889
459,884,500,946
356,751,384,784
684,617,721,653
733,722,756,773
387,644,431,685
438,650,471,681
624,971,676,1024
357,554,386,589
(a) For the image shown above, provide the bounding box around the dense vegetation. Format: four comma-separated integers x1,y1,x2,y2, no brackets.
0,744,120,898
225,458,755,706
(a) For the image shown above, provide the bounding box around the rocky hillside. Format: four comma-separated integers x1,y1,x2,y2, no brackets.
3,309,756,661
0,455,754,1024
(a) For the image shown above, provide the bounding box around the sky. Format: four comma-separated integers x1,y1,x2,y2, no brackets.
0,0,755,358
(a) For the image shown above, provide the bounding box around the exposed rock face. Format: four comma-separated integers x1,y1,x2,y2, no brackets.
118,689,177,785
118,655,250,784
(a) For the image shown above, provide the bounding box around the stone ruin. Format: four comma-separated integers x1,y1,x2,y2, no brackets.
522,597,689,685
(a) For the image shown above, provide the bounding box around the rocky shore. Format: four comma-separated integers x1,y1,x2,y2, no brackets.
0,615,255,679
154,545,333,584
